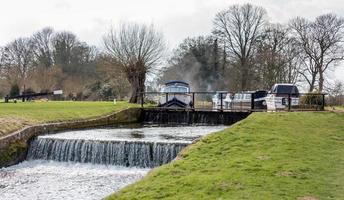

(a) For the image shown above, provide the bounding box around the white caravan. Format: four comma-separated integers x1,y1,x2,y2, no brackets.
265,84,300,111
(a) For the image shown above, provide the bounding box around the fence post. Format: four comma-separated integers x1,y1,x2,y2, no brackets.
192,92,195,109
220,93,223,111
322,94,325,111
288,93,291,111
251,93,254,111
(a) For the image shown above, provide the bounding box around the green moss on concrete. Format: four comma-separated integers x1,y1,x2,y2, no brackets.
0,140,27,167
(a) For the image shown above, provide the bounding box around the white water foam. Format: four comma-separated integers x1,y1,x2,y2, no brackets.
38,126,226,143
0,160,149,200
0,126,226,199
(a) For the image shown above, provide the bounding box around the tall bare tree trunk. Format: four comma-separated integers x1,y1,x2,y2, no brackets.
127,63,146,103
309,76,316,92
129,76,145,103
318,69,324,92
241,59,249,90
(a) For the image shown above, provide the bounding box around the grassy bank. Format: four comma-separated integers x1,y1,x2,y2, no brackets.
108,112,344,200
0,101,137,137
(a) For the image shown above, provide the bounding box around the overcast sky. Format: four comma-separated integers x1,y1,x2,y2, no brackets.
0,0,343,82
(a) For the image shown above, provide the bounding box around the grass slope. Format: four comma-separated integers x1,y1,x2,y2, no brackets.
0,101,137,137
108,112,344,200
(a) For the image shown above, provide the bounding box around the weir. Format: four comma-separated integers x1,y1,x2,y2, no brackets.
26,126,225,168
142,109,250,125
1,118,226,199
27,138,187,168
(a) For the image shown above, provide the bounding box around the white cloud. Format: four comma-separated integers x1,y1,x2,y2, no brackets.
0,0,343,80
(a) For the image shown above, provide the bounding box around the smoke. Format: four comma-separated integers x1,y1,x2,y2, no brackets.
159,53,215,92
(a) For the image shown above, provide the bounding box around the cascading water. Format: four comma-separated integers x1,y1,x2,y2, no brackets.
27,138,187,168
26,126,225,168
0,126,225,200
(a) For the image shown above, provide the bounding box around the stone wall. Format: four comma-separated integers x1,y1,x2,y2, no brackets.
0,108,142,168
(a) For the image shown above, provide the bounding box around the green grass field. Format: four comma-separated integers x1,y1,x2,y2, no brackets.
0,101,137,137
107,112,344,200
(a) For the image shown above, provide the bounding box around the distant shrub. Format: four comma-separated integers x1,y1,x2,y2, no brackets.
9,84,20,97
300,93,324,109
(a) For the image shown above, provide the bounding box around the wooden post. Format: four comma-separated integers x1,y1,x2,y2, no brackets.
288,93,291,111
192,92,195,109
322,94,325,111
251,93,254,110
220,93,223,111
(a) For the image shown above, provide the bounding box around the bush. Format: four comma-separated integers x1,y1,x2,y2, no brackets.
9,84,20,97
299,93,324,109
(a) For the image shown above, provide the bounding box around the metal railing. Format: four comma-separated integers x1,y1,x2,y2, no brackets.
4,92,54,103
267,92,326,111
141,91,218,110
140,92,326,112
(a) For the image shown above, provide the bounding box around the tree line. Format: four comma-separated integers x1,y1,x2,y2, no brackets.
161,4,344,94
0,3,343,103
0,27,130,100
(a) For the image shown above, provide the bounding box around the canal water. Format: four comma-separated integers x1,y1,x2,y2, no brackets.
0,126,225,200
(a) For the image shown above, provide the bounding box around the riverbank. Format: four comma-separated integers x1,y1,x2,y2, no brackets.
0,101,140,167
0,101,138,137
108,112,344,200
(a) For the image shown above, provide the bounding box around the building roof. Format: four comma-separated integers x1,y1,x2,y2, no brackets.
165,80,189,86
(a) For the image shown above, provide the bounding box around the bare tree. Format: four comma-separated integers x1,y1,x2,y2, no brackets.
30,27,56,91
290,14,344,92
53,31,77,69
103,23,165,103
0,27,104,99
32,27,54,68
95,54,131,100
256,24,301,89
283,37,302,84
291,17,320,91
326,80,344,106
1,37,35,91
213,3,266,90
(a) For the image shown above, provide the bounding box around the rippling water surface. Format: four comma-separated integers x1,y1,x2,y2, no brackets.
0,160,149,200
38,126,226,143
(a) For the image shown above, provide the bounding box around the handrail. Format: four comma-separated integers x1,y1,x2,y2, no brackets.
140,91,327,112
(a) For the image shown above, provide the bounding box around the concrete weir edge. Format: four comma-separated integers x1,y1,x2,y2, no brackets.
0,108,142,168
